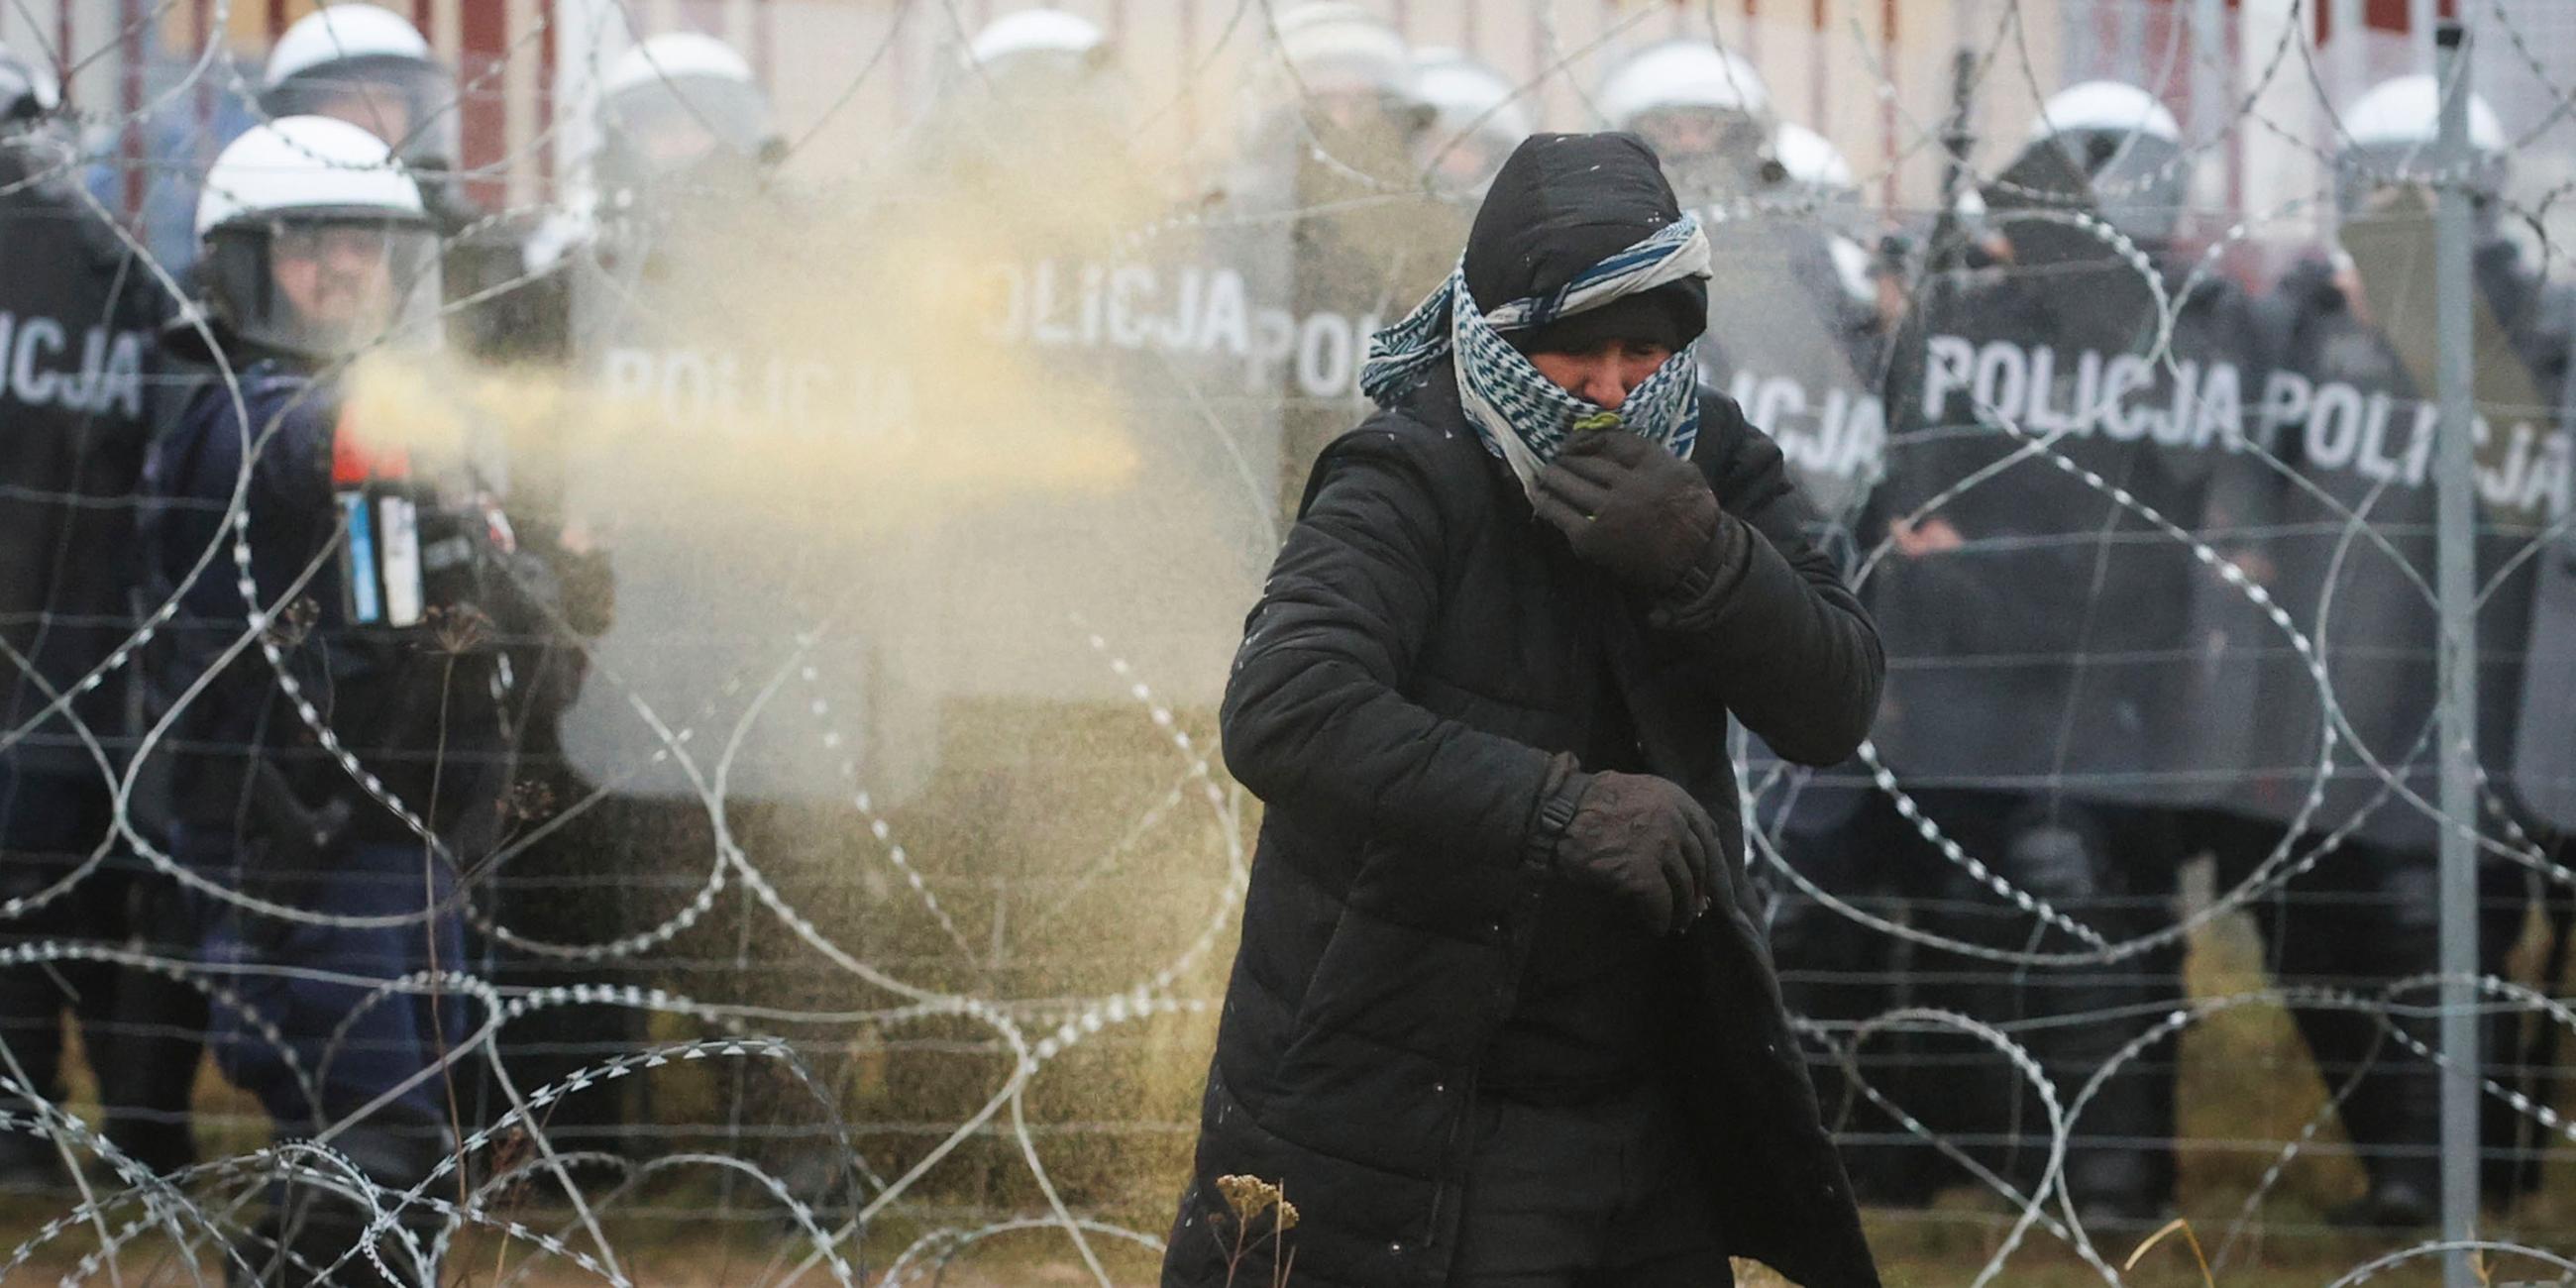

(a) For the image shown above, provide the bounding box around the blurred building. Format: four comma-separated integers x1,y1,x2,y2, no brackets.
4,0,2563,271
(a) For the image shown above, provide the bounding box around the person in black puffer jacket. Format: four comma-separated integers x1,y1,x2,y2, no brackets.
1163,132,1884,1288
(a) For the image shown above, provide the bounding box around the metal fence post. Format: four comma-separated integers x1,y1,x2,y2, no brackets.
2431,19,2481,1288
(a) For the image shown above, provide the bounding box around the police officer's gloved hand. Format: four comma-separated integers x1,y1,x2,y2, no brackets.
1554,770,1723,935
1532,431,1726,592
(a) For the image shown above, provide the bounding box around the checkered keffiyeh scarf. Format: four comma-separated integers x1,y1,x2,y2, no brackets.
1359,213,1712,497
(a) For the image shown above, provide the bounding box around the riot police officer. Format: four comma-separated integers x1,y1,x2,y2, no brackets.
1771,122,1884,333
1867,78,2268,1223
260,3,547,364
0,40,202,1188
2204,72,2573,1227
1595,38,1773,208
143,115,565,1285
1407,49,1532,201
590,31,785,218
1234,3,1460,515
924,7,1125,192
1607,61,1911,1203
259,5,461,210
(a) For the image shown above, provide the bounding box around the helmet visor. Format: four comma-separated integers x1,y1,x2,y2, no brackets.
1628,106,1770,196
600,73,778,176
2052,128,2187,247
208,215,444,360
266,56,462,170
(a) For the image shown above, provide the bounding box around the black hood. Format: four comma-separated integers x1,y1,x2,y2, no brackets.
1461,131,1707,345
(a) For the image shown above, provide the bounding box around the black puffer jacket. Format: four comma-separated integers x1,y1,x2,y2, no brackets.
1162,375,1884,1288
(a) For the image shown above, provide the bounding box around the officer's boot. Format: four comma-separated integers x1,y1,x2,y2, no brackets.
1771,814,1931,1207
2318,851,2442,1231
89,872,210,1177
2006,811,2171,1227
0,946,71,1192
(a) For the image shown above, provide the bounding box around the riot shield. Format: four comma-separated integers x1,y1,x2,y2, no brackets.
553,183,1277,808
551,201,939,809
1699,197,1886,840
1697,202,1886,525
1236,101,1467,511
1865,143,2266,810
2225,189,2565,850
2513,355,2576,833
0,147,162,782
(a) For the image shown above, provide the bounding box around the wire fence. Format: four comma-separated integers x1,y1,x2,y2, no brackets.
1,0,2574,1283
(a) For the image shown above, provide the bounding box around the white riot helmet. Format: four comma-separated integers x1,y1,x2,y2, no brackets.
1771,122,1856,195
2337,73,2510,233
262,5,458,170
952,9,1119,123
1597,40,1772,195
965,8,1108,78
2020,79,2188,248
1271,2,1409,100
596,33,781,194
1410,49,1531,195
194,115,441,359
1256,0,1421,136
0,39,60,126
1764,121,1872,252
0,40,68,166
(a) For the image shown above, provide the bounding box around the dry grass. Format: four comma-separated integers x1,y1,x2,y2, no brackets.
9,880,2571,1284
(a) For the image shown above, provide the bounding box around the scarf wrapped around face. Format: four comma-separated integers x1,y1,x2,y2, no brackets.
1358,213,1712,497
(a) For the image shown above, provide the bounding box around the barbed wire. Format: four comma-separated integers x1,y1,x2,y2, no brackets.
2,0,2574,1284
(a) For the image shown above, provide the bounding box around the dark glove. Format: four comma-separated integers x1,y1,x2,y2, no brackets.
1553,771,1723,935
1531,431,1721,592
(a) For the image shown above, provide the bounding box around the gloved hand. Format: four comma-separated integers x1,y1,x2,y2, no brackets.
1553,771,1724,935
1532,430,1720,592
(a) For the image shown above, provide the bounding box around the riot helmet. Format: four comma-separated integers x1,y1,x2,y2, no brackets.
0,40,69,173
1409,49,1531,197
194,115,441,360
1596,39,1772,201
1265,2,1417,135
1770,122,1856,202
2017,79,2187,249
1768,120,1870,228
1764,121,1876,303
2337,73,2510,237
262,5,458,171
595,33,781,199
0,40,60,127
962,8,1110,92
945,9,1127,160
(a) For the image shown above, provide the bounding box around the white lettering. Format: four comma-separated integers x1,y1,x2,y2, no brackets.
1293,312,1354,399
2306,381,2365,470
1922,334,1975,418
1971,342,2029,422
2258,371,2313,441
1197,269,1250,358
2194,363,2244,451
1029,260,1076,347
1108,265,1156,349
11,316,64,406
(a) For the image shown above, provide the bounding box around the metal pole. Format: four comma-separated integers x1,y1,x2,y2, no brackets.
2191,0,2222,137
2430,20,2481,1288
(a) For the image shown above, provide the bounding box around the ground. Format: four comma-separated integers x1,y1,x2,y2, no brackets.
4,893,2570,1285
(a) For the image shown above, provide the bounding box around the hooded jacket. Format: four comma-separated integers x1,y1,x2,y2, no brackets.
1164,134,1884,1288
